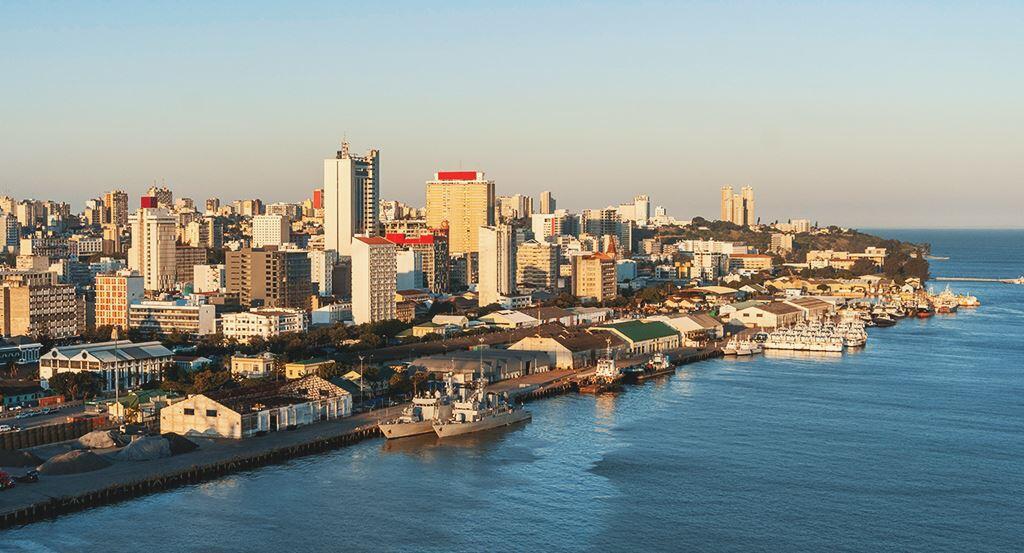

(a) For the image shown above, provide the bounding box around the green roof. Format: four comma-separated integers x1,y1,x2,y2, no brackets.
599,320,679,343
288,358,333,365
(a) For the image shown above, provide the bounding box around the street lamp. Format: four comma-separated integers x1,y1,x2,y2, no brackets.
358,354,365,407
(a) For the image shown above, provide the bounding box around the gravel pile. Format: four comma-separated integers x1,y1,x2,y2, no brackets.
0,449,44,467
116,436,171,461
162,433,199,456
37,450,112,475
77,430,128,449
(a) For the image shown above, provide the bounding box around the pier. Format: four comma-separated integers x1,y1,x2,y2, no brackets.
934,276,1024,284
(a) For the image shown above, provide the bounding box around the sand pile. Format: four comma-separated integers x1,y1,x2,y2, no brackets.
0,449,44,467
37,450,112,475
77,430,128,449
116,436,171,461
162,433,199,456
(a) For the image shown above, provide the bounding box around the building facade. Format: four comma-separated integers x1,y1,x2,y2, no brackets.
351,236,397,325
324,142,379,256
425,171,495,255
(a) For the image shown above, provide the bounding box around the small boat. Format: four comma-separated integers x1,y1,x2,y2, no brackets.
871,314,897,327
723,340,738,355
578,350,622,394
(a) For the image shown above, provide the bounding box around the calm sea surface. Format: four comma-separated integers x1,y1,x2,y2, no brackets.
4,229,1023,552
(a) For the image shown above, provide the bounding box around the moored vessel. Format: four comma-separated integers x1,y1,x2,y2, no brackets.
379,374,456,439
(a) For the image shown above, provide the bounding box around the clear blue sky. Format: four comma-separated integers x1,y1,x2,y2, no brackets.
2,2,1021,227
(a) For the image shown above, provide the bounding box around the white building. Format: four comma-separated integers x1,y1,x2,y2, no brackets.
351,236,396,325
396,249,423,290
39,340,174,393
251,214,290,248
160,376,351,439
324,142,379,257
478,224,515,307
221,308,307,342
128,205,177,291
193,264,226,293
128,299,217,337
311,302,351,325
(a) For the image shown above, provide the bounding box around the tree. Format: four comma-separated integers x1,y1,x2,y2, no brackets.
48,372,103,401
189,369,234,395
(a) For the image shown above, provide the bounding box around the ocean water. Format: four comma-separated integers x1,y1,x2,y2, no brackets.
4,230,1023,553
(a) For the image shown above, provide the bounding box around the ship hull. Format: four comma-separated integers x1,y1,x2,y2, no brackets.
379,420,436,439
433,410,532,438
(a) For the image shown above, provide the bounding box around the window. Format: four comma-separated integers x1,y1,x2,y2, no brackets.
206,409,218,417
183,408,195,416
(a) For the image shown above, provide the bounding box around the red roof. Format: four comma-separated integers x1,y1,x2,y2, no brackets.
435,171,479,181
355,236,394,245
385,233,436,245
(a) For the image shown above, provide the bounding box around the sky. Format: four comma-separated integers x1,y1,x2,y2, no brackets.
1,1,1022,228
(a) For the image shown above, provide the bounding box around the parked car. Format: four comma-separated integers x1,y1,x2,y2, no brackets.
0,424,14,432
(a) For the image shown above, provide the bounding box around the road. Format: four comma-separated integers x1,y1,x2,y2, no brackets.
0,405,89,431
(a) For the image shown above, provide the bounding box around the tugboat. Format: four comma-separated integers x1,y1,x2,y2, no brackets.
916,301,935,318
379,373,456,439
636,352,674,381
578,341,622,394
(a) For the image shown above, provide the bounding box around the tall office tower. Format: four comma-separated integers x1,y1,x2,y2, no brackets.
477,224,515,307
324,142,380,257
385,228,450,294
94,269,145,330
426,171,495,255
571,253,617,302
720,185,734,223
351,236,396,325
252,214,291,248
225,247,312,309
312,188,324,210
633,195,650,226
103,190,129,227
127,198,177,291
205,198,220,214
175,197,195,211
539,191,556,214
1,212,19,252
146,186,173,208
740,186,755,226
516,240,559,289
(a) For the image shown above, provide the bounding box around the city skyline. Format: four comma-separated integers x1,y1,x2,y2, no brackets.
2,2,1022,229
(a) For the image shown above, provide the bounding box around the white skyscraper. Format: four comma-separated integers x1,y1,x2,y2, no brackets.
324,142,380,257
351,236,396,325
396,249,423,290
251,214,290,248
633,195,650,226
128,200,177,291
477,224,515,307
308,249,339,297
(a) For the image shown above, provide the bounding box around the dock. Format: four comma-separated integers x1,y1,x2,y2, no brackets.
934,276,1024,284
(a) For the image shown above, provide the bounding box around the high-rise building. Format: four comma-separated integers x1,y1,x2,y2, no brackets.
312,188,324,210
571,253,617,302
205,198,220,214
0,270,79,338
307,249,339,297
720,185,755,226
395,249,423,290
225,248,312,309
516,240,559,290
324,142,379,256
103,190,129,227
351,236,396,325
94,270,145,330
477,224,515,307
539,191,555,214
1,213,19,252
425,171,495,255
385,228,450,294
146,186,173,208
770,233,794,254
184,216,224,249
497,194,533,220
633,195,650,226
252,214,291,248
128,199,177,291
175,245,208,285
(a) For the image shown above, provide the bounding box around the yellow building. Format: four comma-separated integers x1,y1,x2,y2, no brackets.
230,352,276,379
425,171,494,255
94,270,145,330
284,358,335,380
572,253,617,302
516,240,559,289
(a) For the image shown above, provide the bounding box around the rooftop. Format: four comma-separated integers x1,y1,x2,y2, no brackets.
597,320,679,343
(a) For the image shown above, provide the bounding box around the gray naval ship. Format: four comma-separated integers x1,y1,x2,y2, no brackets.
432,376,531,438
378,374,456,439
